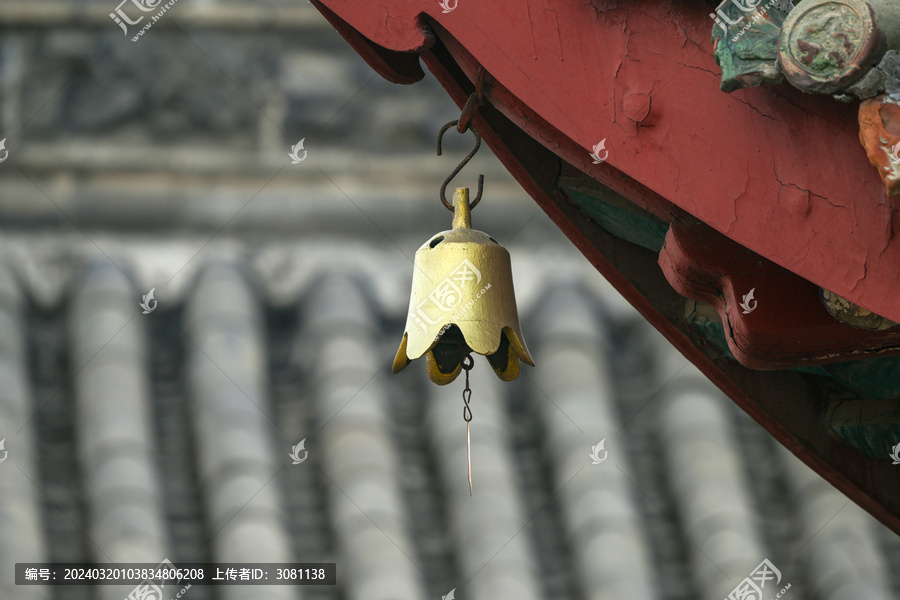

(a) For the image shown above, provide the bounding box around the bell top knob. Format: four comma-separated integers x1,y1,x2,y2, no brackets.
451,187,472,230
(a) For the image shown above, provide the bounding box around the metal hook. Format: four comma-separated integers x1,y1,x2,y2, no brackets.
437,120,484,211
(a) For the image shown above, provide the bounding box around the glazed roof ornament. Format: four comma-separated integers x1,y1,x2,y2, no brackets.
711,0,900,97
710,0,900,196
710,0,792,92
777,0,895,94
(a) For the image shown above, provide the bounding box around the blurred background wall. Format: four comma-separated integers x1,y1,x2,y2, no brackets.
0,1,899,600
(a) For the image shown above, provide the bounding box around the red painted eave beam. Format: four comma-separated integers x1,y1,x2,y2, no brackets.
312,0,900,326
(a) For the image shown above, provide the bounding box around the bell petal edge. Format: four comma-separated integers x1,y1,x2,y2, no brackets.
392,333,412,374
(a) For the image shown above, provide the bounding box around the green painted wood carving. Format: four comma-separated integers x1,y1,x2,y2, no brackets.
711,0,791,92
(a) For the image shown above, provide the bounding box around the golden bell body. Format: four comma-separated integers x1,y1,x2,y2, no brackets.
393,188,534,384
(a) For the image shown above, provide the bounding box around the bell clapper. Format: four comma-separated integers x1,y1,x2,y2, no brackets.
461,354,474,496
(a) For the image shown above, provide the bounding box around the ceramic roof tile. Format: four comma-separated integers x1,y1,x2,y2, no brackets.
69,263,168,570
657,367,777,600
0,249,897,600
0,265,45,600
186,263,298,600
781,447,892,600
533,286,659,600
306,274,425,600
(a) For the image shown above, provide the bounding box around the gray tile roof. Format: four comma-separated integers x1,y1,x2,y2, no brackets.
70,264,170,600
307,274,425,600
187,264,295,600
531,288,658,600
1,245,898,600
0,265,47,600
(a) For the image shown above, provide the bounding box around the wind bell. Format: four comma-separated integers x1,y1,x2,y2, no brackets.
393,119,534,495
